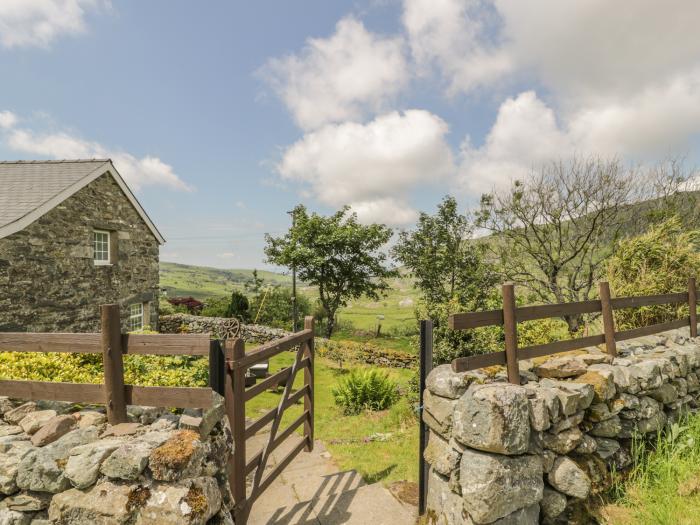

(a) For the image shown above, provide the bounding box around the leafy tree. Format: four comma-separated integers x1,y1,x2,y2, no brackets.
226,290,250,321
244,269,264,295
393,196,500,363
265,205,397,338
393,196,497,306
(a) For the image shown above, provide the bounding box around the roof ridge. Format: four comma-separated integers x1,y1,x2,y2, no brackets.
0,159,110,164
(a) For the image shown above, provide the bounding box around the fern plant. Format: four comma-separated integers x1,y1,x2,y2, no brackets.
332,369,399,415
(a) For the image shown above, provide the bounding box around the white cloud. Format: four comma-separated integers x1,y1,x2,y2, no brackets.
457,91,571,194
0,111,17,129
458,81,700,194
0,0,107,49
278,109,454,224
1,113,191,192
494,0,700,104
261,16,409,130
403,0,512,95
349,198,419,226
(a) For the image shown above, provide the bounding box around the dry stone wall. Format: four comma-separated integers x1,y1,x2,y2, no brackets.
424,327,700,524
159,314,290,343
0,393,234,525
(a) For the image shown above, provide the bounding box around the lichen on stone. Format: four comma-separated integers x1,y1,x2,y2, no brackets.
150,430,199,472
184,486,208,516
126,485,151,512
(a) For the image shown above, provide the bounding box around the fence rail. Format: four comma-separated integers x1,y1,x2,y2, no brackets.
449,278,699,383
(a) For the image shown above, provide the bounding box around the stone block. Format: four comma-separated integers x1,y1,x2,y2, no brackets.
18,410,56,435
577,368,616,402
543,427,583,454
459,448,542,524
453,384,531,455
424,390,458,435
534,357,587,379
548,456,591,499
426,365,484,399
589,415,622,438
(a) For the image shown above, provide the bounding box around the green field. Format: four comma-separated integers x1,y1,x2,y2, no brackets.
160,262,420,339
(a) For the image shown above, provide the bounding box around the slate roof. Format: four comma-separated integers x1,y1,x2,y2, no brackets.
0,159,165,243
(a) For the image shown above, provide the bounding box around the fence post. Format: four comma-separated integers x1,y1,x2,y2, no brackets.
502,283,520,384
226,338,248,524
101,304,127,424
599,281,617,357
689,277,698,338
208,340,225,396
304,316,315,452
418,320,433,517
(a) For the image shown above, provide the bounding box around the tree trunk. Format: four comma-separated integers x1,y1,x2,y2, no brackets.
563,314,582,335
325,312,336,339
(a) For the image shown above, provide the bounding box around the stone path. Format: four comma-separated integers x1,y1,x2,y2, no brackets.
246,432,418,525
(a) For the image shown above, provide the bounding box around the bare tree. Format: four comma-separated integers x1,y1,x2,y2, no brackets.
478,157,638,334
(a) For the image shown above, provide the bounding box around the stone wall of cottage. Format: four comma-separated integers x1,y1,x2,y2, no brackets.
0,394,234,524
423,327,700,524
0,173,160,333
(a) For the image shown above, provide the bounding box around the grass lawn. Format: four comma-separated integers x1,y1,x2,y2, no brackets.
602,414,700,524
246,351,419,485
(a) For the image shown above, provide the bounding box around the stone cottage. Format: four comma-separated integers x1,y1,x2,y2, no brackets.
0,159,164,332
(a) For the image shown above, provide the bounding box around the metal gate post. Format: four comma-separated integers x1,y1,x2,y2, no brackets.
418,319,434,516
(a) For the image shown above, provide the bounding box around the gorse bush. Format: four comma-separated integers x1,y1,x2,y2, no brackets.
606,216,700,330
332,369,399,415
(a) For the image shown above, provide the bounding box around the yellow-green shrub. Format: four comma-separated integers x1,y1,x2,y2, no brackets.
606,216,700,330
0,352,209,387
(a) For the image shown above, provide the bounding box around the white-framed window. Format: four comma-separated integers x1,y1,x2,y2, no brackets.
93,230,110,265
128,303,144,331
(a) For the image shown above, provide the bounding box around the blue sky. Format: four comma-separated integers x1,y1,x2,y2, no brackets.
1,1,700,269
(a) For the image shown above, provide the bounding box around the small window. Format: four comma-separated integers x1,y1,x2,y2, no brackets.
128,303,144,331
93,230,110,265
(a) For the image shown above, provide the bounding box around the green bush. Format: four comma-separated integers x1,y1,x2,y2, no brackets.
226,290,250,321
332,369,399,415
607,216,700,330
200,296,231,317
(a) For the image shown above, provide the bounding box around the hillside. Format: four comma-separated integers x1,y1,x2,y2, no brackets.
160,262,295,298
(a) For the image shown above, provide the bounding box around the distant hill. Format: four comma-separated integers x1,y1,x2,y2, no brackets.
159,262,295,299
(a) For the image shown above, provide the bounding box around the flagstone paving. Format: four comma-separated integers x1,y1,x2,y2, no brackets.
247,433,418,525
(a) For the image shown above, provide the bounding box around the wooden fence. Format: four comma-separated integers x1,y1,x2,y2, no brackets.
0,304,316,525
0,304,218,420
449,278,699,384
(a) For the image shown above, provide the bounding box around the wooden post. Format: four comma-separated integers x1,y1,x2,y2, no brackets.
101,304,127,424
303,316,315,452
599,281,617,357
418,320,434,517
502,283,520,384
689,277,698,338
226,338,248,524
208,340,225,396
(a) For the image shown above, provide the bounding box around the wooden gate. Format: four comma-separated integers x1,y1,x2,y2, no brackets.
224,316,315,524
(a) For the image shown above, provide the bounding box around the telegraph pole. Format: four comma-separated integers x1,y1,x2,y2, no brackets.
288,208,298,332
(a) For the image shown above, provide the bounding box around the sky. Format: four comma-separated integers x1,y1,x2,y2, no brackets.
1,1,700,270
